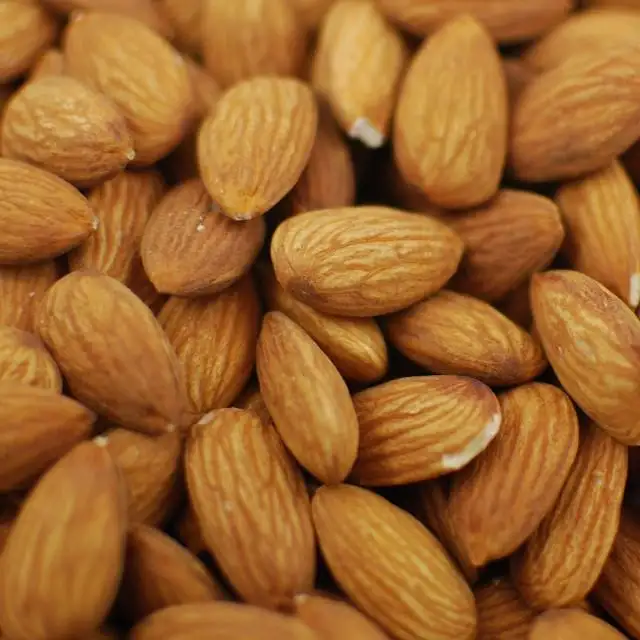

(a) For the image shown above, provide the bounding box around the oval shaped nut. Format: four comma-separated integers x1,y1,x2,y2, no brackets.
271,207,463,317
512,422,628,610
351,376,501,486
387,291,547,387
257,311,359,484
448,383,580,567
186,409,316,609
446,190,564,302
531,270,640,445
394,15,507,210
312,485,477,640
141,179,265,297
1,76,134,187
159,0,203,56
475,578,535,640
529,609,627,640
63,12,193,166
0,158,97,264
0,440,127,640
36,271,186,435
511,47,640,183
198,76,317,221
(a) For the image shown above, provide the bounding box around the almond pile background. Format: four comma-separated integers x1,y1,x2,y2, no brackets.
0,0,639,639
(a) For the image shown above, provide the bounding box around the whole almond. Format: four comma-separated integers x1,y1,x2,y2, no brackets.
529,609,627,640
394,15,507,209
475,578,535,640
159,0,203,55
28,46,65,80
271,207,463,317
257,311,359,484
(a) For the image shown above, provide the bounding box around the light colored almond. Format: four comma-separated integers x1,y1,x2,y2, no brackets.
529,609,627,640
184,57,220,120
234,384,272,427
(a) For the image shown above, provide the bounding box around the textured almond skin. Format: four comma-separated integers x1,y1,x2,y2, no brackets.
159,0,202,55
28,47,65,80
141,179,265,296
556,160,640,308
36,271,186,435
198,76,317,221
0,158,97,264
1,76,134,187
257,311,359,484
64,12,193,165
312,0,407,148
511,47,640,182
351,376,501,485
448,383,580,567
312,485,476,640
387,291,547,386
186,409,316,608
446,190,564,302
475,578,535,640
159,277,260,417
0,440,127,640
271,207,463,317
529,609,627,640
394,15,507,209
531,270,640,445
512,422,627,610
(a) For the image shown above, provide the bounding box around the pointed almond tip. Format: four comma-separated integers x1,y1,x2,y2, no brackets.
440,412,501,471
629,273,640,309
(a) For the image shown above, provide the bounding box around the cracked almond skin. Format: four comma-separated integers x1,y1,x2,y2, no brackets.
387,290,547,386
198,76,317,221
529,609,627,640
475,578,535,640
257,311,359,484
350,375,501,486
36,271,186,435
448,383,579,567
186,409,316,609
394,15,507,210
271,207,463,317
512,422,627,610
531,270,640,445
312,484,476,640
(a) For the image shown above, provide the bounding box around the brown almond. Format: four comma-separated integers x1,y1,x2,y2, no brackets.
475,578,535,640
288,0,337,28
28,46,65,80
529,609,627,640
175,507,206,558
497,279,534,330
234,384,272,427
184,57,220,121
126,254,166,315
503,57,537,105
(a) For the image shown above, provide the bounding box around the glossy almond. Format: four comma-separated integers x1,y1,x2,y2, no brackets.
529,609,627,640
475,578,535,640
271,207,463,317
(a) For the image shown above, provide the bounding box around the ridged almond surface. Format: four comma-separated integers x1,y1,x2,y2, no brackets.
256,311,359,484
141,179,265,296
64,12,193,165
529,609,627,640
0,158,97,264
394,15,507,209
475,578,535,640
531,270,640,445
28,46,65,80
1,76,134,187
271,207,463,317
197,76,317,220
36,271,186,435
312,484,476,640
448,383,579,567
186,409,316,608
512,422,628,610
387,291,547,386
351,375,501,485
0,440,127,640
159,277,260,417
511,47,640,182
159,0,202,55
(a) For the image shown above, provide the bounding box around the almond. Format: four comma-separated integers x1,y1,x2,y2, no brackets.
394,15,507,209
186,409,316,608
158,0,203,55
184,57,220,121
197,76,317,220
234,384,272,427
497,279,534,330
271,207,463,317
28,46,66,80
126,255,166,315
475,578,535,640
257,311,359,484
529,609,627,640
288,0,337,28
503,57,537,105
175,506,206,558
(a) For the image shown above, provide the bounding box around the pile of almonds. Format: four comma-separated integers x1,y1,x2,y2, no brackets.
2,0,640,638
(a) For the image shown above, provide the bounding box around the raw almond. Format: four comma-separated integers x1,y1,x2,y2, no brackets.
159,0,203,55
234,384,272,427
394,15,507,209
256,311,359,484
529,609,627,640
184,57,221,121
270,207,463,317
175,506,206,558
126,255,166,315
503,57,537,105
28,46,65,80
475,578,535,640
288,0,337,28
186,409,316,608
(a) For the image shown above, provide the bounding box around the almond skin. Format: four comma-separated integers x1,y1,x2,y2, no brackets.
448,383,580,567
28,46,66,81
531,269,640,445
529,609,627,640
159,0,203,55
0,440,127,640
256,311,359,484
475,578,535,640
186,409,316,609
197,76,317,221
271,207,463,317
351,376,501,486
387,290,547,386
36,271,186,435
394,15,507,209
312,484,477,640
1,75,134,187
